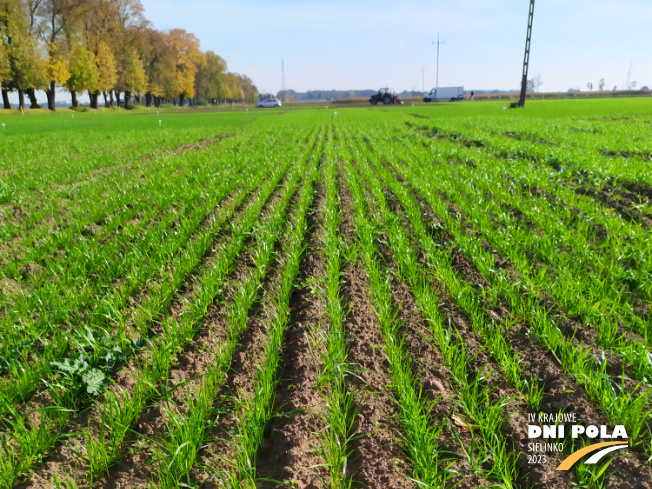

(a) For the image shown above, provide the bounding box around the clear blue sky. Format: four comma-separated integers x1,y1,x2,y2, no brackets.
141,0,652,94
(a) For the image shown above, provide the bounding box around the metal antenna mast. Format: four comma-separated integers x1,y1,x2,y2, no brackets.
518,0,535,107
433,34,445,93
281,58,286,101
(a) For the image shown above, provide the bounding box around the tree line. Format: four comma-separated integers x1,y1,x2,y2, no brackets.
0,0,258,110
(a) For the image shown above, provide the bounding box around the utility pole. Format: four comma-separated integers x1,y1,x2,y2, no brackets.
433,34,445,96
281,58,286,102
518,0,535,107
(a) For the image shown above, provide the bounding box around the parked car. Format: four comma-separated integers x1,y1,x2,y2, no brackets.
256,99,282,108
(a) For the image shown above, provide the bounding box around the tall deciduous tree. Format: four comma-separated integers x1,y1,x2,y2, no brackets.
111,0,146,107
37,0,86,110
1,0,45,109
2,0,256,111
195,50,226,103
83,0,118,107
142,28,174,106
66,44,97,106
95,40,116,106
120,47,145,107
166,28,204,105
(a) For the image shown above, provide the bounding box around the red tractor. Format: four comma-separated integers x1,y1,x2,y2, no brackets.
369,87,402,105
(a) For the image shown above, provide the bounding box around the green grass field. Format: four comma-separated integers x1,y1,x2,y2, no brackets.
1,97,651,488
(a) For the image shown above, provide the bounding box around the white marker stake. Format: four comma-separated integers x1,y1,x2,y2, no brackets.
159,120,162,127
72,114,74,119
2,124,5,130
334,111,337,117
503,107,507,112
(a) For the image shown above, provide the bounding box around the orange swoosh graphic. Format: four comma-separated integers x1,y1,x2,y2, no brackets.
557,441,626,470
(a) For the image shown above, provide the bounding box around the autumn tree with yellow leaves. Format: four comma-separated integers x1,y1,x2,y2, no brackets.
0,0,257,110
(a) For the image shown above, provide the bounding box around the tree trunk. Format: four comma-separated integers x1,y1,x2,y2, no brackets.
114,90,120,107
2,89,10,109
134,94,141,105
47,81,56,111
26,88,40,108
89,91,98,109
124,91,132,109
172,98,176,106
109,91,114,107
17,89,25,110
179,94,185,106
71,90,78,108
102,91,108,107
145,92,152,107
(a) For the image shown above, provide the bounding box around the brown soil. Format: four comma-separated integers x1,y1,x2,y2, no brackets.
383,162,652,487
191,167,322,486
338,177,410,488
504,131,552,145
575,186,652,227
0,277,21,298
601,150,652,161
370,171,568,488
255,185,328,488
435,178,650,382
455,234,649,483
144,134,233,162
618,180,652,202
14,166,294,489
